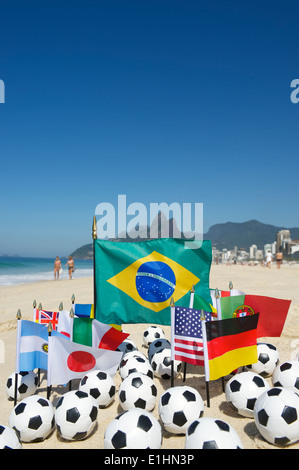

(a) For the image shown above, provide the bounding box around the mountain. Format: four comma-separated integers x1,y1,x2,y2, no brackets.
70,219,299,258
205,219,299,251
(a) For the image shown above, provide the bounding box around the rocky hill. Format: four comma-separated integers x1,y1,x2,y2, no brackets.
70,219,299,258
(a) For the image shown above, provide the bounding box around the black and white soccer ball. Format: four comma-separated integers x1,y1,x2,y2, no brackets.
225,371,270,418
143,326,166,347
148,338,171,362
6,371,38,401
0,425,22,449
185,417,244,449
246,343,279,377
272,361,299,393
254,387,299,447
158,386,204,434
116,339,138,357
104,409,162,449
9,395,55,443
119,372,157,411
55,390,98,441
122,350,148,363
151,348,181,380
79,370,116,407
119,355,154,380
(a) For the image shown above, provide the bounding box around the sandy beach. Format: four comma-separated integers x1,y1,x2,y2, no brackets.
0,262,298,450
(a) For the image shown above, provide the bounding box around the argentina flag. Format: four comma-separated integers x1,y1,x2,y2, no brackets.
15,319,64,372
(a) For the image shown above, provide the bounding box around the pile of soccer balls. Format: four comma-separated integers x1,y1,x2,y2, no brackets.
2,328,299,449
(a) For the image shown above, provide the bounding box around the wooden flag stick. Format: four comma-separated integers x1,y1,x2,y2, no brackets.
32,300,43,387
68,308,75,391
201,310,210,407
46,322,53,400
183,285,195,382
170,297,175,388
92,216,97,319
14,309,22,406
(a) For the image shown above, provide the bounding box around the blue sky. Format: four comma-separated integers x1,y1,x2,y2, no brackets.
0,0,299,257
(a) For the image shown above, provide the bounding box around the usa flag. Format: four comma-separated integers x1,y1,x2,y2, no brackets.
172,306,212,366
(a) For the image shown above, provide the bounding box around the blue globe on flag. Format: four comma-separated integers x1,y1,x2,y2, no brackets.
135,261,176,303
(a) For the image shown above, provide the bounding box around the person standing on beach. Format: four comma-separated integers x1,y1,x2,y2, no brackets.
65,256,75,279
265,250,273,268
54,256,62,280
276,250,283,269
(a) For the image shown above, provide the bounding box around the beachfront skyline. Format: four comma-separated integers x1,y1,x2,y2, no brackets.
1,1,299,257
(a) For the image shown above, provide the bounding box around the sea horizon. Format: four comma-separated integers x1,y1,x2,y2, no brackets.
0,256,93,286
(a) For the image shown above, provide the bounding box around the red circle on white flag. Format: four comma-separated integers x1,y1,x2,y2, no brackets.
67,351,96,372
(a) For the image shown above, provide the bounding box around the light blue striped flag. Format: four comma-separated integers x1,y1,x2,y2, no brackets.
16,320,65,372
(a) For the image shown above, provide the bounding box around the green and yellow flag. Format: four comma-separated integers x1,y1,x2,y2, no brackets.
94,238,212,325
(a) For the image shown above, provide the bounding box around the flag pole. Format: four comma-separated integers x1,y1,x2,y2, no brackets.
92,216,97,320
183,285,195,382
14,309,22,406
215,287,221,320
47,322,53,400
170,297,175,387
33,299,42,387
68,308,74,391
201,309,210,407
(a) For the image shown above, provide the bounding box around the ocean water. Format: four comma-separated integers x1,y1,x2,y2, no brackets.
0,257,93,286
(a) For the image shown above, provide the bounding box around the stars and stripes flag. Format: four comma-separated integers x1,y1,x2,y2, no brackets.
33,309,61,330
171,306,212,366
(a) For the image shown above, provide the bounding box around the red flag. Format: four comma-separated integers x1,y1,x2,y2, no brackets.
245,295,291,337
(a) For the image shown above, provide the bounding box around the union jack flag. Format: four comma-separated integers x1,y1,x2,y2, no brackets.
33,309,60,330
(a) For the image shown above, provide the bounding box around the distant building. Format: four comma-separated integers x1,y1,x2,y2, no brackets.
276,230,291,253
250,244,257,259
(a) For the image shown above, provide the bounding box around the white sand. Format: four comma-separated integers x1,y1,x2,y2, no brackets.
0,263,298,449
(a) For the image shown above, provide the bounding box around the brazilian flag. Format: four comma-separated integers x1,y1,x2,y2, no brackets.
94,238,212,326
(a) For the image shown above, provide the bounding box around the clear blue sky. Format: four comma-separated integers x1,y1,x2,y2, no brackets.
1,0,299,257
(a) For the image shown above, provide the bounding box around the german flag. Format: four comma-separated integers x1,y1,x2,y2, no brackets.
203,314,259,381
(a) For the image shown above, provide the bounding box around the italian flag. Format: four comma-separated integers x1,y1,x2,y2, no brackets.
219,294,291,338
47,335,122,386
57,312,129,350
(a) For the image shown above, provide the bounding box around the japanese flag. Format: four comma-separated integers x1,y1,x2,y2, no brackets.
47,335,122,386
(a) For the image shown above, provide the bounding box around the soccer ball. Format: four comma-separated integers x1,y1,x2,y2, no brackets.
272,361,299,393
0,425,22,449
55,390,98,441
148,338,171,362
119,372,157,411
119,356,154,380
246,343,279,377
143,326,165,347
225,371,270,418
254,387,299,447
151,349,181,380
79,370,116,407
122,350,148,363
158,386,204,434
104,409,162,449
185,417,244,449
9,395,55,443
116,339,138,357
6,371,38,401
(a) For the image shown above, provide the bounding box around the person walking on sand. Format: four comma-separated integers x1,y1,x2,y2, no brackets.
65,256,75,279
276,250,283,269
265,250,273,268
54,256,62,280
